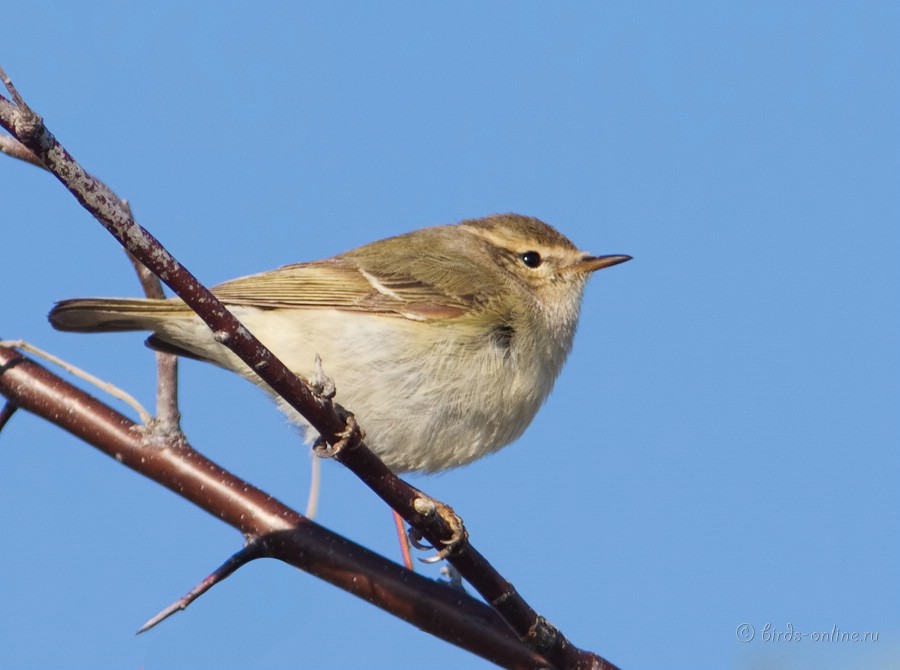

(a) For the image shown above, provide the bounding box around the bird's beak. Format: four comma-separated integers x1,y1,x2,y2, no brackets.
570,254,632,275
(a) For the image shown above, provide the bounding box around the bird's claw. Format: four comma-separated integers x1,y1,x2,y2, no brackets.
407,527,432,551
312,414,360,459
411,496,468,564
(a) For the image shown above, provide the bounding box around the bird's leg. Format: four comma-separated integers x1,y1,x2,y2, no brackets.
392,510,415,571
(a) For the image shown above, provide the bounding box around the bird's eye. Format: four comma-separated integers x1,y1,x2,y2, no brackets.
520,251,542,268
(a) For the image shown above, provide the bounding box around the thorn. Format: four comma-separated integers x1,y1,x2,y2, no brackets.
0,401,19,434
310,354,336,399
137,599,187,634
136,538,266,634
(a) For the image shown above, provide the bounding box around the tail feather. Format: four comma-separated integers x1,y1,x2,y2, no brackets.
48,298,189,333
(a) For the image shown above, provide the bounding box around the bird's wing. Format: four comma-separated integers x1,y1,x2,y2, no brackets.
211,257,472,321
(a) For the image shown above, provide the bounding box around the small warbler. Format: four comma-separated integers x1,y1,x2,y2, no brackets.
49,213,629,473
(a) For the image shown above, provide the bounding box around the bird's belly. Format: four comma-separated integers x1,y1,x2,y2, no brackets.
175,307,556,473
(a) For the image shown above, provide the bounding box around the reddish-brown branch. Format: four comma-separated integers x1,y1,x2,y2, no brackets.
0,343,547,669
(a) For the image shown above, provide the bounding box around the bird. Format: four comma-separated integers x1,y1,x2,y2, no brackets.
49,213,630,473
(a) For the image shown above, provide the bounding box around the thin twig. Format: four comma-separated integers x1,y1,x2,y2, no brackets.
123,200,182,435
0,135,45,169
0,340,151,424
0,65,30,109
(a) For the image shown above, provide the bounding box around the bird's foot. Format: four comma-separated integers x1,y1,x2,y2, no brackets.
407,496,469,564
312,413,360,460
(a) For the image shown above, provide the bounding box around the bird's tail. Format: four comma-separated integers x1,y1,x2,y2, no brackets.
48,298,190,333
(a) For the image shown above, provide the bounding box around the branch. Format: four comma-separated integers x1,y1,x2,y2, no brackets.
0,343,545,669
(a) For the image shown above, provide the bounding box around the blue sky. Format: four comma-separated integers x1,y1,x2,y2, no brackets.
2,3,897,669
